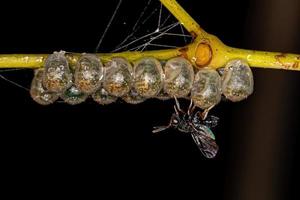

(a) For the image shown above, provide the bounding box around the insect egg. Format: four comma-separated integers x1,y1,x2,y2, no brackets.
92,87,118,105
133,57,163,98
74,54,103,94
60,85,88,105
103,57,132,97
191,69,222,109
30,69,59,105
156,90,172,101
222,59,254,102
164,57,194,97
122,88,146,104
42,51,73,93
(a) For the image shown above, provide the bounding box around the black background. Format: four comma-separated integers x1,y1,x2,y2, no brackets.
0,0,299,199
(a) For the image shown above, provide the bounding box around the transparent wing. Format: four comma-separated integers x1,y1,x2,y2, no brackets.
203,115,219,128
193,111,219,129
191,131,219,159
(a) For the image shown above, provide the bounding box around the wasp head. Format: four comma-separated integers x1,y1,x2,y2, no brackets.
152,97,195,134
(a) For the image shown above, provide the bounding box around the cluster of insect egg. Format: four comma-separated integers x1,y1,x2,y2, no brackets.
30,51,254,106
191,59,254,109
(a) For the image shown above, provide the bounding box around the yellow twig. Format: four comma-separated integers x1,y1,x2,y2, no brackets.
0,0,299,71
160,0,207,37
0,49,182,69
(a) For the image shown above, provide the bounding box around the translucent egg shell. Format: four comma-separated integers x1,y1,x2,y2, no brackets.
191,69,222,109
103,57,132,97
156,90,172,101
164,57,194,97
122,88,146,104
60,85,88,105
222,59,254,102
133,57,163,98
42,51,73,93
30,69,59,105
74,54,103,94
92,88,117,105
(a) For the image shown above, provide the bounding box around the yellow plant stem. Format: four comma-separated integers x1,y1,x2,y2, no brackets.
160,0,300,71
160,0,208,37
222,47,300,70
0,49,182,69
0,0,299,71
189,35,300,70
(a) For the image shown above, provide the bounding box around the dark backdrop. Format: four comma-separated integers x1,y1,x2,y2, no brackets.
0,0,299,199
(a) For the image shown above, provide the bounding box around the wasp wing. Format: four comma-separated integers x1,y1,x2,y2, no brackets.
191,131,219,159
193,112,219,129
203,115,219,128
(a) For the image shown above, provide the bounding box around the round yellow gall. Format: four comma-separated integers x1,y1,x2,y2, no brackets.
195,43,212,67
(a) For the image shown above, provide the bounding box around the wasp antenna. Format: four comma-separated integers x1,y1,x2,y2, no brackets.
187,99,195,115
152,125,171,134
174,105,179,115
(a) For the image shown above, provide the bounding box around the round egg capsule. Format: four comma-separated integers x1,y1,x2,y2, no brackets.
122,88,146,104
74,54,103,94
92,88,117,105
103,57,132,97
222,59,254,102
30,69,59,105
60,85,88,105
42,51,73,93
156,90,172,101
191,69,222,109
133,57,163,98
164,57,194,97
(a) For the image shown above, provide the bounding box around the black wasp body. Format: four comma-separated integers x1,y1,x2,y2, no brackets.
153,98,219,159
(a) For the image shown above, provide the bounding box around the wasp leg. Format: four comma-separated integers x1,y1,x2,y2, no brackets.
187,99,196,116
174,96,184,113
200,105,215,120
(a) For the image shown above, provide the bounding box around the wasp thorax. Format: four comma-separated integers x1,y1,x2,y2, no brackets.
103,57,132,97
133,57,163,98
42,51,73,93
191,69,222,109
30,69,59,105
60,85,88,105
164,57,194,97
222,59,254,102
92,88,118,105
74,54,103,94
